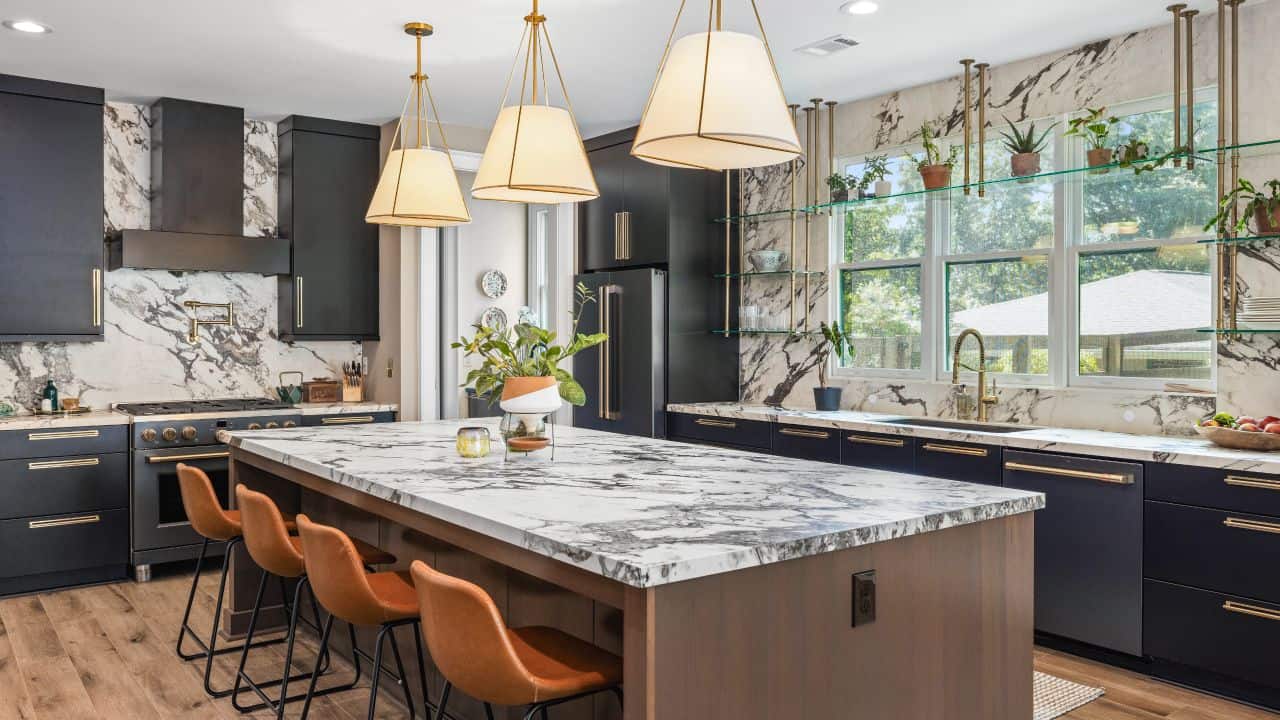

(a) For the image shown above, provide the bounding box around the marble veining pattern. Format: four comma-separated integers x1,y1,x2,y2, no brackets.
222,420,1044,588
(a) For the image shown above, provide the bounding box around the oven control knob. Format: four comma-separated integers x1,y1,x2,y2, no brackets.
161,427,178,442
247,422,262,430
140,428,158,442
283,420,297,428
181,426,197,441
265,421,279,429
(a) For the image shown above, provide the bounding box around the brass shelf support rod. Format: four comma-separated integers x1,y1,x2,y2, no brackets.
960,59,974,195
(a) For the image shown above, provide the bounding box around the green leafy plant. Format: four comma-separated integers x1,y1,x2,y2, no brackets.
862,154,891,184
1064,107,1119,151
1203,178,1280,234
825,173,852,192
903,122,962,172
816,320,853,388
453,283,607,406
998,116,1055,154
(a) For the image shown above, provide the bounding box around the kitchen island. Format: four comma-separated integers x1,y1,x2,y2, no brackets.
221,420,1043,720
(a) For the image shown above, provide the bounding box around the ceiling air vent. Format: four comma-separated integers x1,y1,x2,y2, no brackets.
796,35,859,57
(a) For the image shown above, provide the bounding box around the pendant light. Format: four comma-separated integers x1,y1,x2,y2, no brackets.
472,0,598,203
366,22,471,228
632,0,801,171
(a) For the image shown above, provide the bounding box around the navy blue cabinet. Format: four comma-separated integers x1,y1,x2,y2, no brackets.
839,430,915,473
667,413,771,451
301,411,397,428
772,424,840,463
914,439,1002,484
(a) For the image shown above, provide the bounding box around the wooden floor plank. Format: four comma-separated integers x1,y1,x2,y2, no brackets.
0,612,37,720
0,595,99,720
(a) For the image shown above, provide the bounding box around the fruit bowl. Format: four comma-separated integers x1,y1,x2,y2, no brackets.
1195,424,1280,451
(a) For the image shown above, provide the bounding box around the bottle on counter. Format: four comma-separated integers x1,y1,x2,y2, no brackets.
41,380,58,413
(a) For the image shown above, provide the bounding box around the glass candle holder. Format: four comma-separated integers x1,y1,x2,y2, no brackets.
455,426,492,458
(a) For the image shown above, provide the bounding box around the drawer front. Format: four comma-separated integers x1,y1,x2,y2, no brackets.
0,453,127,520
1145,500,1280,603
1146,463,1280,519
0,424,127,461
0,508,128,579
915,440,1001,485
772,424,840,463
840,431,915,473
301,411,396,427
1145,579,1280,693
666,413,771,451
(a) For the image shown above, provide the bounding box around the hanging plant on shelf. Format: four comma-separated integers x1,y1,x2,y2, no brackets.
1204,179,1280,236
903,123,962,190
1064,107,1120,170
998,116,1056,179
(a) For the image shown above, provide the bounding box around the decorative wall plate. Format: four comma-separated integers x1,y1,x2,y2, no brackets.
481,269,509,299
481,306,508,333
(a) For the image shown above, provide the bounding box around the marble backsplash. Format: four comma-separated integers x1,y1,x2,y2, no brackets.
0,102,360,413
738,3,1280,436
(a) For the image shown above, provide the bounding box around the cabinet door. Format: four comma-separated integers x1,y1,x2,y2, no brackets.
621,153,670,267
0,93,103,338
914,440,1001,484
840,431,915,473
580,144,628,272
773,424,840,462
281,130,379,339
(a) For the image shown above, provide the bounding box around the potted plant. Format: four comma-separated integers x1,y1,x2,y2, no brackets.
1115,138,1150,165
1065,107,1119,170
998,116,1055,179
454,283,607,447
1204,179,1280,236
826,173,853,203
863,154,892,197
903,122,962,190
813,320,852,411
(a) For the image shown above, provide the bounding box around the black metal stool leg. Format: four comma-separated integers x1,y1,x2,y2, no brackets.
200,536,237,697
387,627,416,718
411,619,432,712
483,701,495,720
175,537,210,660
299,614,335,720
436,681,452,720
366,625,390,720
231,568,271,711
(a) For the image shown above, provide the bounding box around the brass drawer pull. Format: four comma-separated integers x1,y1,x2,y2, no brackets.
296,276,304,328
1223,517,1280,535
29,514,100,530
1003,461,1134,485
92,267,102,327
847,434,905,448
27,429,100,441
27,457,100,471
1224,475,1280,492
1223,600,1280,622
922,443,988,458
693,418,736,430
147,451,231,464
780,428,831,440
321,415,375,425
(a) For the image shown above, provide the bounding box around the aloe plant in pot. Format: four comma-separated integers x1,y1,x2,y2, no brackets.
1065,107,1119,171
1204,179,1280,236
904,123,962,190
813,321,852,411
999,116,1055,179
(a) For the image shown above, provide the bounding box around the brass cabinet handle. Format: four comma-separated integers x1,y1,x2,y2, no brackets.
1224,475,1280,492
694,418,736,429
1223,516,1280,535
296,276,304,328
847,434,905,448
1223,600,1280,622
597,290,606,420
1003,461,1134,485
921,442,988,458
27,429,99,441
598,285,619,421
29,514,100,530
27,457,100,471
147,451,231,464
321,415,375,425
613,212,622,260
92,267,102,327
780,427,831,440
620,211,631,260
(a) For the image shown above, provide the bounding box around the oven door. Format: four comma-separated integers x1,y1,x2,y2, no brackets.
131,446,230,551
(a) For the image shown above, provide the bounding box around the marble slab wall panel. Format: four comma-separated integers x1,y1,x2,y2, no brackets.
739,5,1280,435
0,102,359,412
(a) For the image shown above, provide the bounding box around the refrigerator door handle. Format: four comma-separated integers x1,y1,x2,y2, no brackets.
599,284,621,421
598,286,607,419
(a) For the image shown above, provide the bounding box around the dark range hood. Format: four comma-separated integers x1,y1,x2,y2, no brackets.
109,98,290,274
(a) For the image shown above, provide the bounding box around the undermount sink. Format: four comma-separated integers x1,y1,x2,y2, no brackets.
881,417,1041,434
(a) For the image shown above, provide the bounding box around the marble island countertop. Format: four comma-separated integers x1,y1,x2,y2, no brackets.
668,402,1280,475
220,419,1043,589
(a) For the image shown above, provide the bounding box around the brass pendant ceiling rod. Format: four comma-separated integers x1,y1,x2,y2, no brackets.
826,100,838,206
1167,5,1185,167
960,59,974,196
1229,0,1244,332
1183,9,1199,170
976,63,989,198
789,103,799,333
1217,0,1227,331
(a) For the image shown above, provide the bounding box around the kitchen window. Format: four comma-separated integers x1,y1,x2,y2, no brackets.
833,94,1217,391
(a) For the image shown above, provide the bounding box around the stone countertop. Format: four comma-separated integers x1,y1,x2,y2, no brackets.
0,409,131,431
220,419,1043,589
667,402,1280,475
294,402,398,416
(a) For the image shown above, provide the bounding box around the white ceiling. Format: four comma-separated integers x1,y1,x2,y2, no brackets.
0,0,1224,137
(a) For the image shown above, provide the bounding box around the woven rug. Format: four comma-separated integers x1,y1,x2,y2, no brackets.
1033,671,1105,719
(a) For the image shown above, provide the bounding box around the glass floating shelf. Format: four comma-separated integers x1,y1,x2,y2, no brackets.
1197,233,1280,246
713,270,825,279
1195,328,1280,334
709,329,816,337
714,137,1280,224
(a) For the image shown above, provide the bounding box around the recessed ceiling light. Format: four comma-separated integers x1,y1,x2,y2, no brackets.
840,0,879,15
3,19,52,34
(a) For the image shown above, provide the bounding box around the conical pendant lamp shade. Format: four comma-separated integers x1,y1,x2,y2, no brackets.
473,105,598,203
633,30,801,170
367,147,471,227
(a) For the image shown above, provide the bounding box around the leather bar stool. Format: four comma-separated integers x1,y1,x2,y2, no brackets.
296,514,433,720
409,560,623,720
175,464,294,698
231,486,397,717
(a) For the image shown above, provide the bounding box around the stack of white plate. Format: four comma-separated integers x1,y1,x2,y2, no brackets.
1238,297,1280,329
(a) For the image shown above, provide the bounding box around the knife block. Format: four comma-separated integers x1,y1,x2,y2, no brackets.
342,378,363,403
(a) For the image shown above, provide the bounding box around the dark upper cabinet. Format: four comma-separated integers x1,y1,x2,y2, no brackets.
278,116,381,340
0,75,104,341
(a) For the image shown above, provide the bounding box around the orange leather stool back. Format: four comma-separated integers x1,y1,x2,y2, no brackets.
297,514,405,626
409,560,539,706
235,485,305,578
177,463,240,542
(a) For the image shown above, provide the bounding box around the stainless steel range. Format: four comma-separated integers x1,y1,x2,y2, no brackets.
118,398,301,581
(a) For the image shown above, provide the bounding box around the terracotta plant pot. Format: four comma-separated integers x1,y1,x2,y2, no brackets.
1254,205,1280,236
499,376,561,415
813,387,842,412
1086,148,1114,172
1010,152,1041,179
919,164,951,190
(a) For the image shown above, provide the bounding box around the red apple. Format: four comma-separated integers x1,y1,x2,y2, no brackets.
1237,416,1259,427
1239,423,1261,432
1266,423,1280,435
1261,416,1280,427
